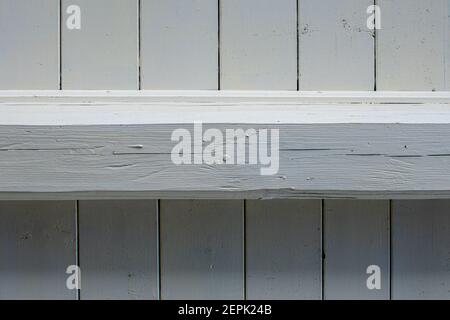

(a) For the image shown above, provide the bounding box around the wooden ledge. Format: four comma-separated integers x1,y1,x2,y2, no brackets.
1,91,450,200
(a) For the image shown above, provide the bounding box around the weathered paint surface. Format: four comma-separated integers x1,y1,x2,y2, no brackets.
298,0,390,301
377,0,450,91
78,200,158,300
0,0,450,301
1,92,448,208
3,90,449,104
324,200,390,300
0,0,59,89
246,200,322,299
142,1,239,301
4,97,450,125
2,121,450,199
299,0,374,90
220,0,297,89
377,0,450,301
0,201,76,299
140,0,218,89
160,200,244,299
392,200,450,299
61,0,138,89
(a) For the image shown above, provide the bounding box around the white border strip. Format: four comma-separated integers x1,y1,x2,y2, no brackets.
1,90,450,104
2,104,450,125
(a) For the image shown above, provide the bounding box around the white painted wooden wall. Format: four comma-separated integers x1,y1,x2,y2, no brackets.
0,0,449,300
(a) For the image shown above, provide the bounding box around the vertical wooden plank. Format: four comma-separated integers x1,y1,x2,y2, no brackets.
377,0,450,91
220,0,297,90
392,200,450,299
324,200,389,300
0,0,59,89
0,201,76,300
140,0,218,89
78,200,158,300
160,200,244,300
298,0,374,90
246,200,321,299
61,0,138,89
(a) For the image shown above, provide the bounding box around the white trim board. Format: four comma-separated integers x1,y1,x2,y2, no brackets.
1,91,450,200
1,90,450,104
1,91,450,125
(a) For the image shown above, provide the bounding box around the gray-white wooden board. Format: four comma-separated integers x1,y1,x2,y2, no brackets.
3,123,450,199
160,200,244,299
323,200,389,300
0,201,76,299
391,200,450,299
298,0,374,90
61,0,138,89
0,0,59,89
78,200,158,300
140,0,218,89
377,0,450,91
220,0,297,90
246,200,322,299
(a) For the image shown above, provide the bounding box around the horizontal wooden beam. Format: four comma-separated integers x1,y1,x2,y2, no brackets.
1,91,450,200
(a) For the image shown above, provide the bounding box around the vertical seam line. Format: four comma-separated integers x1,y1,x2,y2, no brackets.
59,0,62,90
217,0,221,90
138,0,141,90
389,199,393,300
157,199,162,300
321,199,325,300
243,200,247,300
374,0,377,91
75,200,80,300
296,0,300,91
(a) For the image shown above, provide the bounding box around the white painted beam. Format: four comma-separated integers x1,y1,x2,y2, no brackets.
1,91,450,200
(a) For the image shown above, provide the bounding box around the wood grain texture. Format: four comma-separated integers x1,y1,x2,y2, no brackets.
78,200,158,300
0,201,76,299
0,0,59,89
220,0,297,90
61,0,138,89
246,200,321,299
392,200,450,299
160,200,244,299
2,123,450,199
298,0,374,90
2,92,448,200
140,0,218,89
324,200,389,300
377,0,450,91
